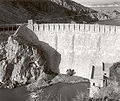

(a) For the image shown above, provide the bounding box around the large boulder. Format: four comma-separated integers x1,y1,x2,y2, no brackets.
0,25,58,88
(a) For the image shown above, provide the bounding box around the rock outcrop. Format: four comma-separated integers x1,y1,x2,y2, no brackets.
109,62,120,85
27,74,90,101
0,25,57,89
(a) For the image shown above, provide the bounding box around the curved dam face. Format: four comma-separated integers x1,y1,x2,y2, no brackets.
27,22,120,80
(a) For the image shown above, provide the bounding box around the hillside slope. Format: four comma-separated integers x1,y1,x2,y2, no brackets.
0,0,110,24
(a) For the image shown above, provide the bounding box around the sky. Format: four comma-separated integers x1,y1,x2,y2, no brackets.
73,0,120,5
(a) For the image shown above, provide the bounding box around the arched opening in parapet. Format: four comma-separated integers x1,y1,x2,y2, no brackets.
14,25,61,74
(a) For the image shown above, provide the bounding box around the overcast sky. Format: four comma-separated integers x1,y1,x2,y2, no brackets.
73,0,120,5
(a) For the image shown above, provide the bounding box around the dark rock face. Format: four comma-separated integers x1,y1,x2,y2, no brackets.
0,26,58,89
109,62,120,85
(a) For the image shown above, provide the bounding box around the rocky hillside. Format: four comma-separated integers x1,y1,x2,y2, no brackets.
107,10,120,19
109,62,120,85
0,25,57,89
0,0,110,24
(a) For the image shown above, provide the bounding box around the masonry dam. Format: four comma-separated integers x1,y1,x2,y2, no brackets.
1,22,120,89
27,22,119,76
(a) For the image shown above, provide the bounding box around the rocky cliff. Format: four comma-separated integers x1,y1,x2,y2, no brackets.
0,0,109,24
0,25,57,89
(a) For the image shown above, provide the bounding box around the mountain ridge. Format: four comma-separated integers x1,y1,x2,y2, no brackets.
0,0,110,24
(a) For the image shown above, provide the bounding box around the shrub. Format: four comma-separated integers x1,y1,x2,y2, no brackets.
66,69,76,76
